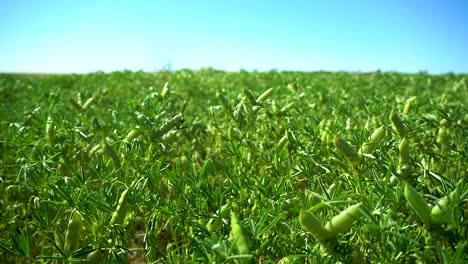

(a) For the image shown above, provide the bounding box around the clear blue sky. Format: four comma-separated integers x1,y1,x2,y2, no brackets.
1,0,467,73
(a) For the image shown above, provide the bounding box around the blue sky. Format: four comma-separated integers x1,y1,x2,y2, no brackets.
0,0,467,73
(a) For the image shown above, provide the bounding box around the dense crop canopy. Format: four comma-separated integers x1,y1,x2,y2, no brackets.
0,70,466,263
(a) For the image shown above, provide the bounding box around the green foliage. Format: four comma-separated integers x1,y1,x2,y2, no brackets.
0,70,467,263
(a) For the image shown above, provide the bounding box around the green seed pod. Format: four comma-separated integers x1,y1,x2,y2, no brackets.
270,100,279,114
219,201,231,218
299,208,331,241
206,217,220,233
153,114,183,139
398,164,414,179
277,133,288,149
324,203,363,238
161,82,169,99
162,130,178,143
397,137,413,178
334,135,362,169
404,182,431,226
320,120,332,144
287,83,298,93
389,175,399,187
110,189,129,225
230,213,249,255
403,96,417,114
76,92,83,106
279,102,294,114
431,197,450,225
85,250,102,264
364,116,372,131
45,116,55,145
65,210,83,255
436,127,450,150
359,125,386,155
319,94,326,104
81,97,94,111
440,93,447,104
398,138,410,166
327,183,337,197
125,128,142,141
439,118,450,128
256,88,274,103
278,256,295,264
345,117,352,131
431,189,459,225
88,144,101,156
390,110,406,138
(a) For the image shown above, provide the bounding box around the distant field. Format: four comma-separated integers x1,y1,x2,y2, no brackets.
3,73,78,77
0,70,466,263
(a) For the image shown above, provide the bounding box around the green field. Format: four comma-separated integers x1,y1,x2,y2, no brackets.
0,70,467,263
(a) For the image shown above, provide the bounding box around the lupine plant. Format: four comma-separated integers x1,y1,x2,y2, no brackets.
0,70,466,263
